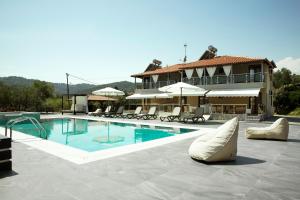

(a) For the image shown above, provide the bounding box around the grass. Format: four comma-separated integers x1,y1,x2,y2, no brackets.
288,107,300,116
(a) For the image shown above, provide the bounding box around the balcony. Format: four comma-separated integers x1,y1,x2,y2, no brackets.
137,80,176,90
183,72,264,86
137,72,265,90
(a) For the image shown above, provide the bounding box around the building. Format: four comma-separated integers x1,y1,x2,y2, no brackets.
130,48,276,120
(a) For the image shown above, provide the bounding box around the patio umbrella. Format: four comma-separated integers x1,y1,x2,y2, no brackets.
126,93,171,99
159,82,207,112
92,87,125,96
92,87,125,106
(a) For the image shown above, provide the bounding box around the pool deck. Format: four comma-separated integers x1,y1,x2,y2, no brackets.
1,115,300,200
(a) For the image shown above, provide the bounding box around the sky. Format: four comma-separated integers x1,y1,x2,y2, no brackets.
0,0,299,84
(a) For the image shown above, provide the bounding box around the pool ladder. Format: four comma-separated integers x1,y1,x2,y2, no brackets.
5,117,47,139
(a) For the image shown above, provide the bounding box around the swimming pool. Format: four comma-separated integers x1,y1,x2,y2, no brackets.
10,118,197,152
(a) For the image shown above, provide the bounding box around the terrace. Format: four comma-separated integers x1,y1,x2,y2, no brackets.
137,72,265,90
133,55,273,92
0,114,300,200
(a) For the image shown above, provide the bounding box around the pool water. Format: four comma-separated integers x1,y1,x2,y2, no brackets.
10,118,196,152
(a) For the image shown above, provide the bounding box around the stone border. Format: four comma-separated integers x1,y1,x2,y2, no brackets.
0,116,215,164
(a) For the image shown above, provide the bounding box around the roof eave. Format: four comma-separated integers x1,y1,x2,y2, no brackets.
131,74,144,78
131,70,182,78
179,60,266,70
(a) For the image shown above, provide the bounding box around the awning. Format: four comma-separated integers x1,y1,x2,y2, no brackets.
206,88,261,97
169,90,208,97
87,95,117,101
126,93,172,99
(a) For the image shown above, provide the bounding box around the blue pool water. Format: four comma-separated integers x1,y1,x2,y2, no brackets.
10,118,197,152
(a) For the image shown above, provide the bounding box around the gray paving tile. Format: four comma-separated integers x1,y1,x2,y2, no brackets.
0,120,300,199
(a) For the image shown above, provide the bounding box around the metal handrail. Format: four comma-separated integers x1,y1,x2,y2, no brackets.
139,72,265,89
5,117,47,139
182,72,265,85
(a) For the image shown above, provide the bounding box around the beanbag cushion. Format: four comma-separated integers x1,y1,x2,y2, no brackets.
188,117,239,162
245,118,289,141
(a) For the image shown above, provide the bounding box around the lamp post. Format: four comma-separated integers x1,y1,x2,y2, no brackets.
183,43,187,63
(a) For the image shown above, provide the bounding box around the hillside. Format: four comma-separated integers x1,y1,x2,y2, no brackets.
0,76,137,95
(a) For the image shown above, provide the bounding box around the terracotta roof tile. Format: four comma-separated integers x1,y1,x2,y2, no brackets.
131,55,272,77
131,64,185,77
181,56,265,69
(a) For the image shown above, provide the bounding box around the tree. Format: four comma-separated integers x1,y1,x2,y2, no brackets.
32,81,54,100
273,67,297,88
0,80,56,112
0,82,11,111
31,81,54,111
274,84,300,114
273,68,300,114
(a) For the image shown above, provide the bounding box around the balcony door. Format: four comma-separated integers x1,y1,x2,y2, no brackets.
249,65,261,82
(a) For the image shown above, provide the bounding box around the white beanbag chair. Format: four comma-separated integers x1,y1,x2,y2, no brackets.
245,118,289,141
188,117,239,162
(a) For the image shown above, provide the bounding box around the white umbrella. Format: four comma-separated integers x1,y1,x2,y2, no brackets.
159,82,203,92
92,87,125,106
92,87,125,96
159,82,207,111
126,93,171,99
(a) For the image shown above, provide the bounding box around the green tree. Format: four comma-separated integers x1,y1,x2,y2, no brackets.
273,68,300,115
31,81,54,111
0,80,56,112
274,84,300,114
0,82,11,111
32,81,54,100
273,68,298,88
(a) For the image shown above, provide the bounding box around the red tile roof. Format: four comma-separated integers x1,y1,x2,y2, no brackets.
131,55,274,77
131,63,185,77
182,56,265,69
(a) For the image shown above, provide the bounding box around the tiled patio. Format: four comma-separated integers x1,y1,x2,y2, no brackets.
0,116,300,200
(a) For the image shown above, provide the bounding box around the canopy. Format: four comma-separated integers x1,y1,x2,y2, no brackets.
126,93,171,99
92,87,125,96
206,88,261,97
169,90,208,97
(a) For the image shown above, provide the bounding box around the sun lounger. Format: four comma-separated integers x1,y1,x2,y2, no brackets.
183,107,205,123
160,107,181,122
189,117,239,162
97,106,111,117
245,118,289,140
124,106,142,119
105,106,124,118
88,108,102,116
137,106,157,120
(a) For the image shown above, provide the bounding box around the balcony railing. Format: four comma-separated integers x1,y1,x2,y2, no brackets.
137,80,176,90
183,72,264,86
138,73,264,89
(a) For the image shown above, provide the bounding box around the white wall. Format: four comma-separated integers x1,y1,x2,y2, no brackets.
71,96,88,113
